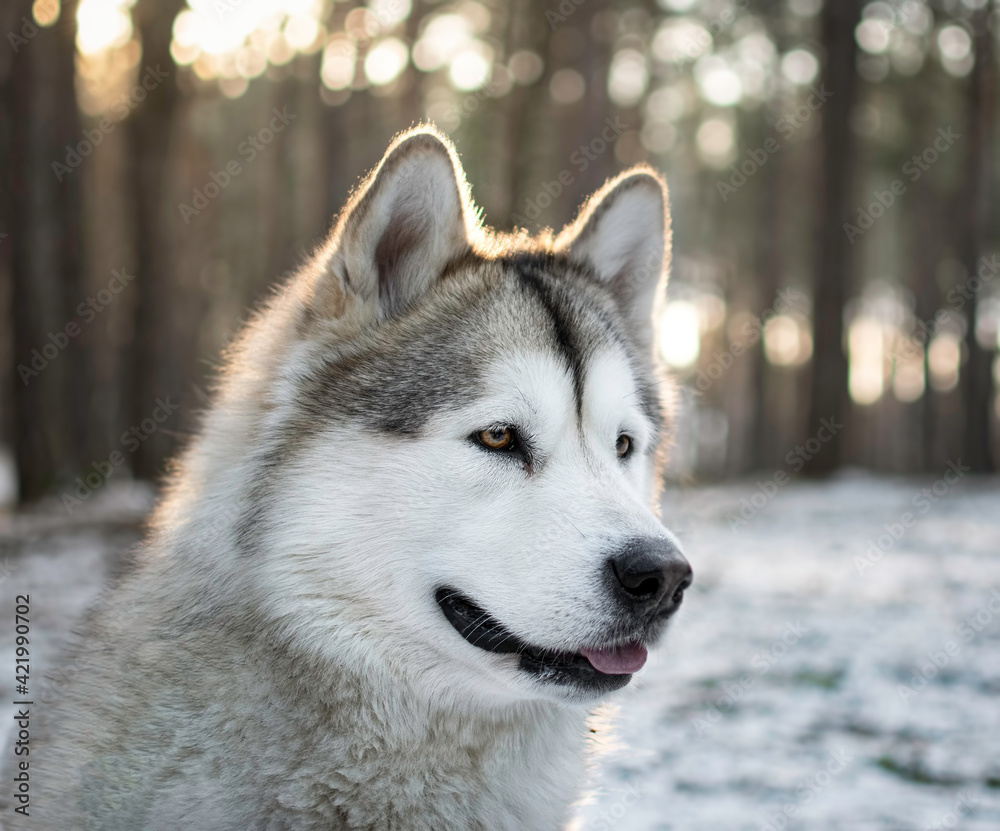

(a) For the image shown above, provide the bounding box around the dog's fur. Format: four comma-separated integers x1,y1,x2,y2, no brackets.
11,128,686,830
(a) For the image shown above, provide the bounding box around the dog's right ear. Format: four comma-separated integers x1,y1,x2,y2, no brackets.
311,129,472,325
555,169,669,350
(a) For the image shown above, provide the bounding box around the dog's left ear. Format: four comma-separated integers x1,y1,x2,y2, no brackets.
557,169,670,345
315,129,472,323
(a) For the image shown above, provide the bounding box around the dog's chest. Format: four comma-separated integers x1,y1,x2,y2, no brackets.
274,702,587,830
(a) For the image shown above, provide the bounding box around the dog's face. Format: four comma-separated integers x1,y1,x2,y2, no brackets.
254,131,690,706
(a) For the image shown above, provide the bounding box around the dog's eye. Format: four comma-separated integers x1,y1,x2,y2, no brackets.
477,426,514,451
472,425,533,471
616,434,633,459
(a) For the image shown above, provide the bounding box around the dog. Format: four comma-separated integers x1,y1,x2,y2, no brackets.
11,127,691,830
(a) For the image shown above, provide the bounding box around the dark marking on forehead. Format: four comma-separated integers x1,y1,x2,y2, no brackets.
507,254,585,418
505,252,667,446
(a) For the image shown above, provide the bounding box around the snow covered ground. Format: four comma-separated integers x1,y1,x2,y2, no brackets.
0,474,997,830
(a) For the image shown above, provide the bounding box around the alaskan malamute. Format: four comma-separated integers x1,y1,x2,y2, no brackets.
14,128,691,830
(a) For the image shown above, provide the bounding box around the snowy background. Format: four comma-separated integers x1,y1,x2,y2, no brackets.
1,473,998,831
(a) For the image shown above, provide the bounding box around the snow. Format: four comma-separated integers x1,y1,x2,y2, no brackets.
1,474,997,830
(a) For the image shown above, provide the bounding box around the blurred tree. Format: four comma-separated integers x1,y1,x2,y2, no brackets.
0,4,17,471
2,0,87,500
805,0,861,475
128,0,187,479
960,5,996,473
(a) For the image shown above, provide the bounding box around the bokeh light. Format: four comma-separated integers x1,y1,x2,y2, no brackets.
849,318,886,405
764,315,812,367
928,332,962,391
659,301,702,369
508,50,544,85
937,24,974,77
658,0,697,12
77,0,134,56
321,36,356,90
448,43,492,91
855,19,891,55
32,0,60,27
168,0,333,96
609,49,649,107
694,56,742,107
780,49,819,85
550,69,586,105
652,19,712,65
365,38,408,86
695,117,735,167
892,344,926,402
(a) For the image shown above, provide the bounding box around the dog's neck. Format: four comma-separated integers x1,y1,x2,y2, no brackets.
286,655,590,830
205,584,592,829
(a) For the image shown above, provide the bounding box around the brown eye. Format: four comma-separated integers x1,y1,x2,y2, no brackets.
478,427,514,450
616,434,632,459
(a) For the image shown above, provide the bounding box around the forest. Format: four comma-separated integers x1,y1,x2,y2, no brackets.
1,0,997,505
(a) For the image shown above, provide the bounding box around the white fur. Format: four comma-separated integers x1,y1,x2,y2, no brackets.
261,348,669,709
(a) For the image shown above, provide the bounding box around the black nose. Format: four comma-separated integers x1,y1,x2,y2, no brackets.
608,538,692,617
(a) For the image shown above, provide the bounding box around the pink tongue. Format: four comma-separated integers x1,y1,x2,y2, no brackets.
581,641,648,675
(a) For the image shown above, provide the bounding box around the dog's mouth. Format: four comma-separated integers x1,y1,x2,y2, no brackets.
435,587,646,694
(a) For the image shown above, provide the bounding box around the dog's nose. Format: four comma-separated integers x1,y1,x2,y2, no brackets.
608,538,692,616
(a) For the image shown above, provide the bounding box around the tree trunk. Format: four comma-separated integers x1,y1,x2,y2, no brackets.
804,0,861,475
959,8,996,472
127,0,186,479
3,0,86,501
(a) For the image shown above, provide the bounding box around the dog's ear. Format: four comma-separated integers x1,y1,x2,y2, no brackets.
557,169,669,345
316,130,472,323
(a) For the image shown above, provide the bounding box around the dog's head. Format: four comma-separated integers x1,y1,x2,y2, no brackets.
245,128,690,706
